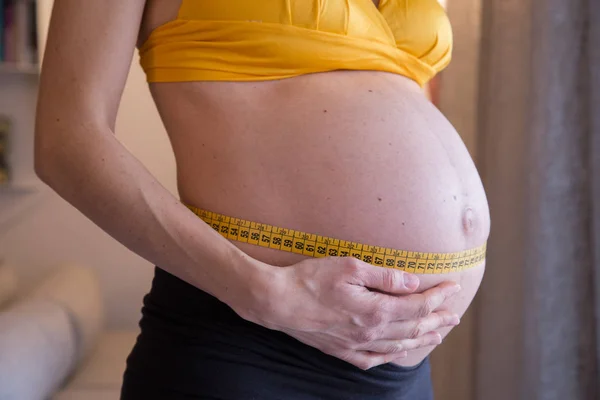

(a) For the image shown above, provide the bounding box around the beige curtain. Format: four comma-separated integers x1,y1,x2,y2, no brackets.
591,0,600,396
475,0,600,399
433,0,600,399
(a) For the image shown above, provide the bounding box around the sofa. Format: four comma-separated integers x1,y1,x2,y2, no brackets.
0,263,138,400
52,331,138,400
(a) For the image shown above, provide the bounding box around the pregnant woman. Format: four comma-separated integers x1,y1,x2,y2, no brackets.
35,0,490,399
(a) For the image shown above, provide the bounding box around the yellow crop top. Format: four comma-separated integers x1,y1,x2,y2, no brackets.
139,0,453,87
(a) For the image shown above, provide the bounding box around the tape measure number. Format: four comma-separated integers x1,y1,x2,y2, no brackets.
187,206,486,274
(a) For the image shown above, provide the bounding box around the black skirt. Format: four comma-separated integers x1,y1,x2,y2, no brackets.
120,267,434,400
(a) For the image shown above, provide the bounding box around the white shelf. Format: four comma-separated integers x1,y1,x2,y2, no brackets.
0,62,39,76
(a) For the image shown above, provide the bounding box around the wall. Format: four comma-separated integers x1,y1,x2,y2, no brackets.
0,0,176,329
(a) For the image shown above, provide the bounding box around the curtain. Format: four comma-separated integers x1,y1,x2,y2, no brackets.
588,0,600,398
589,0,600,397
475,1,600,399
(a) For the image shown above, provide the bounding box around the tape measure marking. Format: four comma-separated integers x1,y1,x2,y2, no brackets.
187,206,486,274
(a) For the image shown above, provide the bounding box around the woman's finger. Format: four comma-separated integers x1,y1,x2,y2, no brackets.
356,331,443,354
341,350,408,371
379,310,459,340
376,281,462,321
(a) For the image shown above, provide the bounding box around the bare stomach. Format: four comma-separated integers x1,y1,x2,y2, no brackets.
149,70,489,367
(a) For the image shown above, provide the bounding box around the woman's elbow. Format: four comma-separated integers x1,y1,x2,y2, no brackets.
33,127,62,185
34,148,54,185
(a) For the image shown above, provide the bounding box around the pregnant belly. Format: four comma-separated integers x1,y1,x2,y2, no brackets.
151,71,490,366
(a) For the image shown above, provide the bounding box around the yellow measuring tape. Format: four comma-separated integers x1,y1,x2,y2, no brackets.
187,206,486,274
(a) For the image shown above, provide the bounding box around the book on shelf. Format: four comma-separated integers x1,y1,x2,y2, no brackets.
0,0,37,65
0,116,10,185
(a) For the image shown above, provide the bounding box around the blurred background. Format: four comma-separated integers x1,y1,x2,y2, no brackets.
0,0,598,399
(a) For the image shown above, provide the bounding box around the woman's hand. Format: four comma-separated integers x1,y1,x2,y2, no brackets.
233,256,461,370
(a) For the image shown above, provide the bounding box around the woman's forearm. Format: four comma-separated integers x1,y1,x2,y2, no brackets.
34,123,273,310
33,0,276,318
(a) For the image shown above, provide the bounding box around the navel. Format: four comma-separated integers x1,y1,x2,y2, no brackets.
462,207,476,234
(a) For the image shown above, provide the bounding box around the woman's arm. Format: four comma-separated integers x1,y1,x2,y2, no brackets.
35,0,460,370
34,0,270,309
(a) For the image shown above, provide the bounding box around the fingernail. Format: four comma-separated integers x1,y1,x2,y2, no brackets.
403,274,419,290
450,315,461,325
432,332,442,345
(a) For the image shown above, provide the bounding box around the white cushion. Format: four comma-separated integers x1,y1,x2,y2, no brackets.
30,264,105,364
0,299,77,400
53,331,139,400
